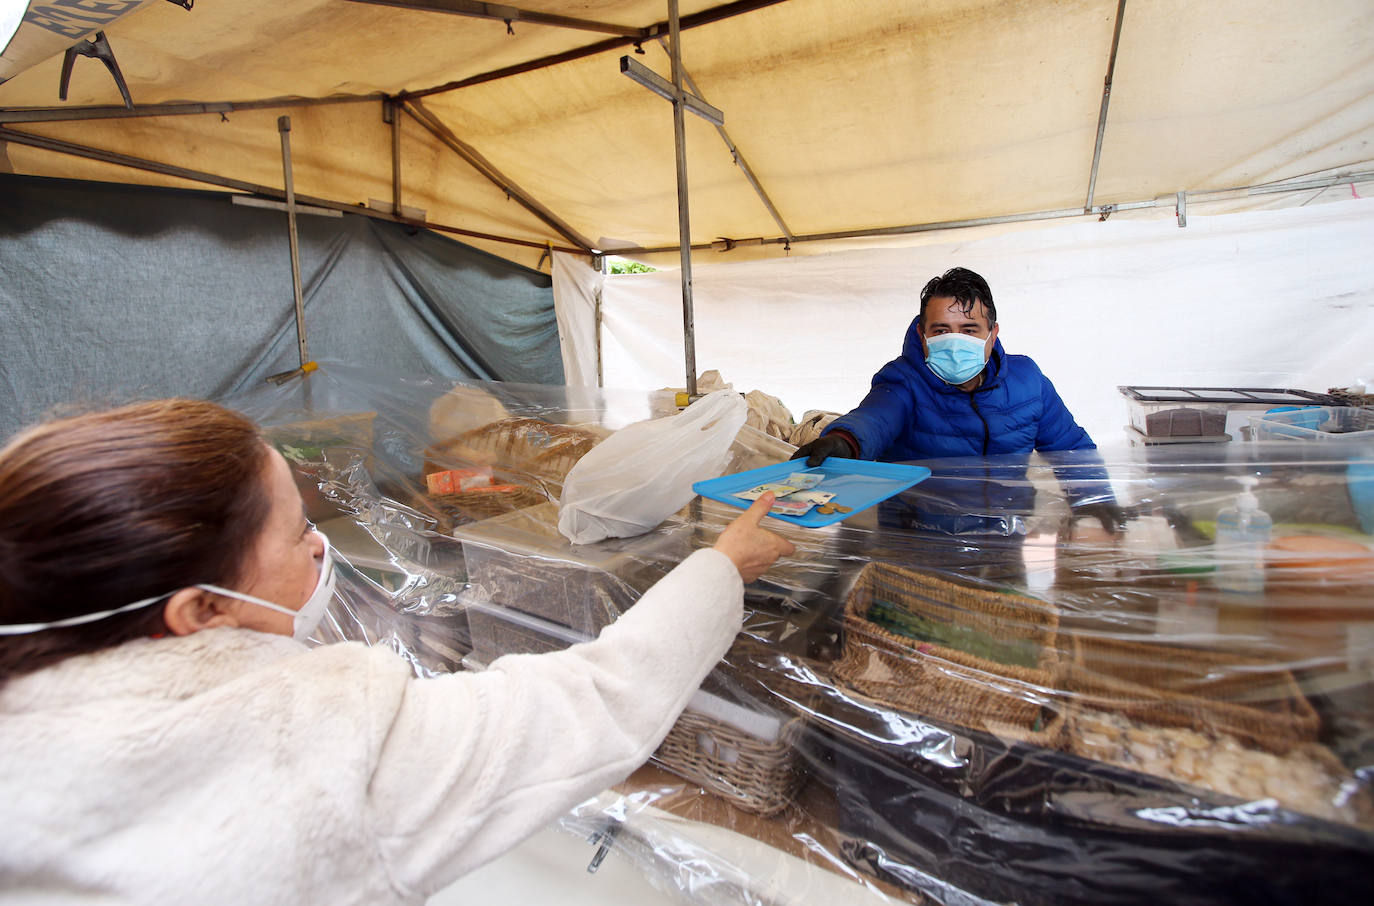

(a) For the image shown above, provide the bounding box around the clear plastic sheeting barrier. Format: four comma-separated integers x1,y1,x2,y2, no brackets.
223,363,1374,906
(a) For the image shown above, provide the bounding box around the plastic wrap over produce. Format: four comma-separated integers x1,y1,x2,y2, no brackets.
224,363,1374,906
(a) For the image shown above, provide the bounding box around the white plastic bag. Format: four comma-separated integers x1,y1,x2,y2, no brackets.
557,390,747,544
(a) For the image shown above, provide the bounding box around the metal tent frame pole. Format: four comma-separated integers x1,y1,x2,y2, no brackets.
668,0,698,397
277,116,310,369
400,99,595,251
0,2,793,120
595,284,605,389
620,4,726,397
1085,0,1128,213
385,98,403,216
653,36,794,245
0,125,585,254
612,167,1374,255
0,93,381,124
343,0,643,37
398,0,791,101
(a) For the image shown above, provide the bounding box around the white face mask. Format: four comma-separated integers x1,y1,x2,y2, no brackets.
0,532,337,643
199,532,338,643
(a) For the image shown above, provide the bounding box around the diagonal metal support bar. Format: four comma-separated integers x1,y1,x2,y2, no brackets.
401,99,595,251
654,36,793,244
0,93,383,125
1085,0,1128,213
400,0,792,100
0,125,585,254
343,0,644,37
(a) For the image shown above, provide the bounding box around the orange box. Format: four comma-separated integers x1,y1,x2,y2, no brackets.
425,468,494,495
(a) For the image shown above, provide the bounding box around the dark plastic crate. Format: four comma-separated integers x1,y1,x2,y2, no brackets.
467,601,586,664
1143,406,1228,437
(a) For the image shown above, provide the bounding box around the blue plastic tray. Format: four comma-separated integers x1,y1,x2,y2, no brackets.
693,458,932,527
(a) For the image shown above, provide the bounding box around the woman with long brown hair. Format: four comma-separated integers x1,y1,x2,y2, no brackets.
0,399,792,904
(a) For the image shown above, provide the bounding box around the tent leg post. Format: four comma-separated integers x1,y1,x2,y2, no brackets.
277,116,314,410
278,115,309,370
385,98,403,216
669,0,697,398
594,284,605,389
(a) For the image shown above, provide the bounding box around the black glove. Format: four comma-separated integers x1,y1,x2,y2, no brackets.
1072,498,1128,536
791,433,854,467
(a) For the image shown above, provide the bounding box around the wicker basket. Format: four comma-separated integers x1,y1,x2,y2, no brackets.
654,708,808,818
653,634,815,817
429,417,599,483
834,562,1061,734
412,484,547,533
826,667,1069,752
1062,635,1319,754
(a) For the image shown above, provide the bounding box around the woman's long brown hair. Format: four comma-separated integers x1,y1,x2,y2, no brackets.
0,399,272,682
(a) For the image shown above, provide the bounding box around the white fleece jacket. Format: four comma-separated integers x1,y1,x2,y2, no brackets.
0,548,743,905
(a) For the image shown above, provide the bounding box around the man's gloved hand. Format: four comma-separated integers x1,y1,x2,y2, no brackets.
1073,498,1128,536
791,432,854,467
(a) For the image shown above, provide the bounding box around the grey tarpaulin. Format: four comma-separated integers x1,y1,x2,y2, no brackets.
0,173,563,440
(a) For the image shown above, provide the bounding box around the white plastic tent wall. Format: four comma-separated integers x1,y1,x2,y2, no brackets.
564,197,1374,450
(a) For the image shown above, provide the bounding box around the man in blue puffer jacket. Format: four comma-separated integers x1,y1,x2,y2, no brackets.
794,267,1121,534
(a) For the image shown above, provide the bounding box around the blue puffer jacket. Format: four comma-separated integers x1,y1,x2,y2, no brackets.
824,316,1095,461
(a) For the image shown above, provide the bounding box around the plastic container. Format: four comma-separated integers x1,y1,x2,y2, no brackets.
1249,406,1374,444
1118,386,1339,440
1213,477,1273,594
453,502,691,635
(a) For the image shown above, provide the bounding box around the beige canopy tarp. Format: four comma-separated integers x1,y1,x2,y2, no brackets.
2,0,1373,271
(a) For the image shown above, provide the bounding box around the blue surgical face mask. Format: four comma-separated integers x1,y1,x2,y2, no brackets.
924,333,989,385
0,532,337,644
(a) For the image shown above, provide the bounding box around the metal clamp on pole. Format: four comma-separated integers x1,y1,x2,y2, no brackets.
59,31,133,110
585,820,622,873
619,55,723,126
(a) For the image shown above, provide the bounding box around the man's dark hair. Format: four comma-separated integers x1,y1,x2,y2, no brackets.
919,267,997,327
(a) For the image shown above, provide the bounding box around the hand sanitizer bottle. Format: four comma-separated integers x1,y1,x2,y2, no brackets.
1213,476,1272,594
